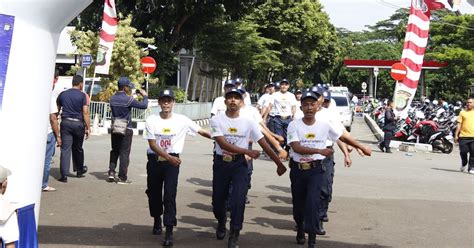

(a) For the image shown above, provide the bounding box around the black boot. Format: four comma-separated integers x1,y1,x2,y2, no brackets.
152,217,162,235
228,229,240,248
378,142,385,152
162,226,173,246
386,148,392,153
216,219,227,240
296,226,305,245
308,233,316,248
316,221,326,235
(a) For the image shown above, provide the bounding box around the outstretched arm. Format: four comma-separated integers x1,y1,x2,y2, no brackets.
214,136,260,159
339,132,372,156
198,129,212,139
147,139,181,167
290,141,334,157
258,138,287,176
336,140,352,167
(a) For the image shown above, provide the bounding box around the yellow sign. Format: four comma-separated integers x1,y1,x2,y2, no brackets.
228,127,238,134
305,133,315,139
162,128,171,134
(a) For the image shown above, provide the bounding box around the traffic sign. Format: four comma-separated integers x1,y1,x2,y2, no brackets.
141,56,156,74
81,54,92,67
391,63,408,81
361,82,367,90
373,67,379,77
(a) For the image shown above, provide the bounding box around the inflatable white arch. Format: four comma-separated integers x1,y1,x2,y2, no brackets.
0,0,92,224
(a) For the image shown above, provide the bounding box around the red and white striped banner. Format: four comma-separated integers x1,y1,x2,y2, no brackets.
94,0,117,75
393,0,447,116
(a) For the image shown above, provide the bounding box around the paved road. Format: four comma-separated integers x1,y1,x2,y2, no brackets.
38,116,474,247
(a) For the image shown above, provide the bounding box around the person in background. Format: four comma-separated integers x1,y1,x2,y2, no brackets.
455,96,474,174
211,79,236,117
56,75,90,183
378,99,397,153
294,89,303,119
0,165,19,248
108,76,148,184
43,69,61,192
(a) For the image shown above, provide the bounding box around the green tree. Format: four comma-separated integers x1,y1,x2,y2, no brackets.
248,0,340,83
425,13,474,101
70,15,154,101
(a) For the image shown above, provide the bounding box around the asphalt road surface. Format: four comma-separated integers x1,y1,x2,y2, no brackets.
38,116,474,247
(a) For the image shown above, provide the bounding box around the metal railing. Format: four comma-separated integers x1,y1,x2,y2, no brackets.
89,101,211,122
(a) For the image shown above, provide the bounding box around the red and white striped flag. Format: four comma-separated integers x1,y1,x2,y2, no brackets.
94,0,118,75
393,0,447,116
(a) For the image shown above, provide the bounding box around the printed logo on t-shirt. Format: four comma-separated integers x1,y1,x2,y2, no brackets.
305,133,316,139
228,127,238,134
162,128,171,134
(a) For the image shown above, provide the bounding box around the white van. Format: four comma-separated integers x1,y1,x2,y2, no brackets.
330,91,353,131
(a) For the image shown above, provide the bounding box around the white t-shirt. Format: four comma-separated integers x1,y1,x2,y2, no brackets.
271,91,297,117
257,93,271,109
287,118,343,162
240,105,263,129
145,113,201,154
294,101,303,119
244,93,251,106
210,113,263,156
47,90,61,134
0,196,19,244
316,107,345,146
211,96,226,116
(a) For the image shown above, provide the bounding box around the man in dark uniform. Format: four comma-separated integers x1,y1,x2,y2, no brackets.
287,90,371,247
56,75,90,182
210,88,286,248
108,76,148,184
379,100,397,153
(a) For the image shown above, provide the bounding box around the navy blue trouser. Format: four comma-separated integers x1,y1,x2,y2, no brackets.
459,137,474,170
290,159,325,234
146,153,180,227
319,155,335,220
273,116,293,150
212,155,249,231
59,119,85,177
109,129,133,180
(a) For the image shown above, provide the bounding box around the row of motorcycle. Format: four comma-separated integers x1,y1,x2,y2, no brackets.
371,100,463,154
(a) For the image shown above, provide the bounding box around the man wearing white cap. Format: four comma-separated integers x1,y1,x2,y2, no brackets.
0,165,19,248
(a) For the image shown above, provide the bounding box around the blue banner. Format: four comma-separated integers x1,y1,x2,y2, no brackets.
0,14,14,112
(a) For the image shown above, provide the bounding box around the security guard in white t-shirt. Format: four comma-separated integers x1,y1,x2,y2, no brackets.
145,89,211,246
210,88,286,248
269,79,297,151
211,79,236,117
287,90,371,247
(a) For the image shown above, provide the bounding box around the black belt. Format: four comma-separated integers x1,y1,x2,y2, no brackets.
215,154,245,163
275,115,291,120
147,153,180,162
64,117,82,122
326,145,333,149
290,159,322,170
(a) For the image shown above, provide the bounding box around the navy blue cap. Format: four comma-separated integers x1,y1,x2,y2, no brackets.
310,86,325,96
118,76,135,88
301,91,320,101
266,82,274,88
322,89,331,101
322,83,329,89
280,79,289,84
274,82,281,88
236,86,246,94
234,78,244,84
295,89,302,94
224,79,236,87
158,89,175,99
225,88,244,99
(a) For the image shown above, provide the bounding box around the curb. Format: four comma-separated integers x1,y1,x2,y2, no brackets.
363,113,432,152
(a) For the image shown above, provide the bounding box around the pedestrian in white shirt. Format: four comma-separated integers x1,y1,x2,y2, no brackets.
268,79,297,152
145,89,211,246
211,88,286,248
211,79,236,117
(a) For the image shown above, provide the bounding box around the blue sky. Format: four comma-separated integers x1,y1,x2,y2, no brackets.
319,0,473,31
